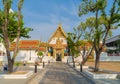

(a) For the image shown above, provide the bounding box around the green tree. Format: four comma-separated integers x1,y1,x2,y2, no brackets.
37,51,43,57
0,10,32,41
37,51,43,63
76,19,95,65
79,0,120,72
67,33,75,67
67,29,80,67
67,19,94,66
0,0,32,73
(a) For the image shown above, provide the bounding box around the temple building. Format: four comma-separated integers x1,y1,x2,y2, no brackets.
1,24,119,62
48,24,68,61
100,35,120,61
0,24,69,62
9,40,47,62
106,35,120,56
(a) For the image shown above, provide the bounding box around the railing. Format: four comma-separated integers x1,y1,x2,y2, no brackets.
107,53,120,56
100,52,120,61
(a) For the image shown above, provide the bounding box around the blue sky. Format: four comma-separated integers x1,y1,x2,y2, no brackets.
21,0,82,41
0,0,120,41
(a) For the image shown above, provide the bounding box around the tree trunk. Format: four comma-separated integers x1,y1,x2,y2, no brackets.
82,55,89,65
94,52,100,72
2,1,13,73
82,47,94,65
8,60,14,73
12,2,22,62
6,50,14,73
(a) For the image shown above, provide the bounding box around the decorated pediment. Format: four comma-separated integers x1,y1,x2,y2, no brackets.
49,24,67,43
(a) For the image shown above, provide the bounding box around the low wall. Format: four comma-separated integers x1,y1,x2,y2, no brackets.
0,56,7,61
62,56,73,62
0,56,37,62
0,71,33,79
0,56,82,63
99,52,120,61
62,56,82,63
83,70,117,79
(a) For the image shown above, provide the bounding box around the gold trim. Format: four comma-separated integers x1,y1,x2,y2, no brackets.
48,24,67,43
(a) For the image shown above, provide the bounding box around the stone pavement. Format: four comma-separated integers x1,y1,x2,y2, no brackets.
76,67,120,84
0,65,42,84
1,62,120,84
27,62,95,84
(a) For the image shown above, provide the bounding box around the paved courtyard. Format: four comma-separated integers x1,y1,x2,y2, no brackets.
1,62,120,84
27,62,95,84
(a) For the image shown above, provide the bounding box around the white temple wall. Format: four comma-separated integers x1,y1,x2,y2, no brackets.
0,50,38,62
94,52,120,61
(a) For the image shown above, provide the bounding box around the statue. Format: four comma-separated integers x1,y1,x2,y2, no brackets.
56,38,61,48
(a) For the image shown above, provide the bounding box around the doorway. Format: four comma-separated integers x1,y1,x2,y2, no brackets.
56,53,61,61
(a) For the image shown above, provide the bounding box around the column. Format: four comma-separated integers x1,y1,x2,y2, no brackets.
53,49,56,58
62,49,64,58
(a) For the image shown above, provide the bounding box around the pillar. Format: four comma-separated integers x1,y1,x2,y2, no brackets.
53,49,56,58
62,49,64,58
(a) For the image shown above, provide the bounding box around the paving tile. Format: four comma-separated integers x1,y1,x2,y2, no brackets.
28,62,96,84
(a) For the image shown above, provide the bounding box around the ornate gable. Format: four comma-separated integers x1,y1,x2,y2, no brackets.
49,24,67,43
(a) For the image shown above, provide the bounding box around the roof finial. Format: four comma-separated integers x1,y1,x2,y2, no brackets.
58,23,62,28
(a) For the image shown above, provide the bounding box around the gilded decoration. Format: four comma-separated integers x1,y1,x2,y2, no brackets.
48,24,67,43
53,29,64,38
56,38,62,48
48,24,68,60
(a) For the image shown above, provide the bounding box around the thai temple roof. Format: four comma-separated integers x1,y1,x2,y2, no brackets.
106,35,120,44
10,40,47,51
19,40,39,49
48,24,67,43
10,24,67,51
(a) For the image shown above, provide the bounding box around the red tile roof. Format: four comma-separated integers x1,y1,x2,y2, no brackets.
19,40,39,49
10,40,46,51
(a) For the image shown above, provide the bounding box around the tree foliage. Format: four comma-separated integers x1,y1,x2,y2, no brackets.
37,51,43,57
0,10,32,42
0,0,32,73
67,30,80,67
79,0,120,71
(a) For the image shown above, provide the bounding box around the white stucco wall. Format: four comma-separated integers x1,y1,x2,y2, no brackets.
15,50,38,62
49,38,56,44
95,52,120,61
0,50,39,62
0,43,6,55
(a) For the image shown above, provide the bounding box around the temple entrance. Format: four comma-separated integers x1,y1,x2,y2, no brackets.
56,53,61,61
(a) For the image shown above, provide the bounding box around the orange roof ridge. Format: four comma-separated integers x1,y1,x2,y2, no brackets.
20,40,40,41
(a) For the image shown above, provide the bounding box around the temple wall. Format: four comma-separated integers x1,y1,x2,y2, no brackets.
0,50,38,62
94,52,120,61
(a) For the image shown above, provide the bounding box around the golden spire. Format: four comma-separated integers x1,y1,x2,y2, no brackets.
58,23,62,28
